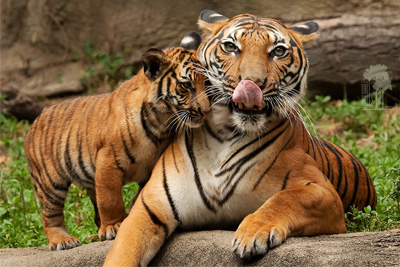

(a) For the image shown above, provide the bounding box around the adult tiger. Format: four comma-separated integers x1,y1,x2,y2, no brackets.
104,10,376,266
24,46,210,251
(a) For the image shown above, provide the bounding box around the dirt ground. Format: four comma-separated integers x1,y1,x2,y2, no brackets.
1,230,399,267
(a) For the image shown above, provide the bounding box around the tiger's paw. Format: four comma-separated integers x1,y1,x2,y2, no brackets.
232,214,287,260
49,236,81,251
98,222,122,241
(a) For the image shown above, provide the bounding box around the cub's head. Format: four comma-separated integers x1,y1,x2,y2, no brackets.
142,45,209,129
197,10,318,133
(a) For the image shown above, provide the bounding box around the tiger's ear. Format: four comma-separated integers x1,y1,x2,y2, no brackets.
289,21,319,44
179,31,202,51
142,49,170,81
198,10,229,39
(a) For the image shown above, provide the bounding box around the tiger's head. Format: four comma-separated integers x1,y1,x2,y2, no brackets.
197,10,318,133
142,46,210,129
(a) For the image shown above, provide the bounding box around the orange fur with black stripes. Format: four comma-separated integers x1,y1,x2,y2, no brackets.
24,47,209,251
104,11,376,266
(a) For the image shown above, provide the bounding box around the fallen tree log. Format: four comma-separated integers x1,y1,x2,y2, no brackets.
304,9,400,99
1,230,399,267
0,88,44,123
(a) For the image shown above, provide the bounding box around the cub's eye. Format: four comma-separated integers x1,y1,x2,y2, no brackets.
179,81,192,91
271,46,287,57
222,42,239,53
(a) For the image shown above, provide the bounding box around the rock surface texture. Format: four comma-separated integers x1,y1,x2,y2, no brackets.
1,230,399,267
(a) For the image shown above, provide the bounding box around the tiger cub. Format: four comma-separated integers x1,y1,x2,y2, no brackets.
24,46,209,251
104,11,376,266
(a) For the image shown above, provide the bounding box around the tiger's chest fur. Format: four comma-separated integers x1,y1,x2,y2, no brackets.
122,124,170,185
162,106,298,230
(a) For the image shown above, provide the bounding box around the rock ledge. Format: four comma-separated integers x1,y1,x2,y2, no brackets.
1,230,399,267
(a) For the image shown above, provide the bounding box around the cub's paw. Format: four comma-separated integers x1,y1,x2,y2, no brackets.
49,236,81,251
232,214,287,260
98,222,122,241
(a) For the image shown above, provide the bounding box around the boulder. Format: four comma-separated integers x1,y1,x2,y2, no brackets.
1,230,399,267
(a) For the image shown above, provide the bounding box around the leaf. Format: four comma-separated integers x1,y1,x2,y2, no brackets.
0,207,9,218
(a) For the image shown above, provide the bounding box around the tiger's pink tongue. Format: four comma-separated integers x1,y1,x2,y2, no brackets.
232,80,262,109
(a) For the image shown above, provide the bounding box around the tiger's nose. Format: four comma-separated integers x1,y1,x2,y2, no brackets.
239,76,267,90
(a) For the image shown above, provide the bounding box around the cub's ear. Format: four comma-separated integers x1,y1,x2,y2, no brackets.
289,21,319,44
198,10,229,39
142,49,170,80
179,31,202,51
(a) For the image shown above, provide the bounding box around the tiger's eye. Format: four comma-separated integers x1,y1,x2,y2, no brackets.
272,46,287,57
222,42,238,53
180,81,192,91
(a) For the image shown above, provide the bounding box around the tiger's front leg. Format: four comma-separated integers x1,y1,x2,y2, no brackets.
95,147,128,241
103,189,178,267
233,163,346,260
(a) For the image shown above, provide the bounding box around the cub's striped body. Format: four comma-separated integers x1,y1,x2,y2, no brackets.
24,47,209,251
104,11,376,266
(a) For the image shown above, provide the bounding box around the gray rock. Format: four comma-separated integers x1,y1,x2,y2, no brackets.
1,230,399,267
19,62,83,97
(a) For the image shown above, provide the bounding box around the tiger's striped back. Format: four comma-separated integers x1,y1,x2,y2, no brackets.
25,94,108,200
307,135,376,211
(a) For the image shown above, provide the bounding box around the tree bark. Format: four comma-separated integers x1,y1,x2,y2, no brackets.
304,9,400,99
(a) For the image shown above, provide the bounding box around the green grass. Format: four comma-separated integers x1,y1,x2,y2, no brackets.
302,96,400,232
79,40,135,94
0,97,399,248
